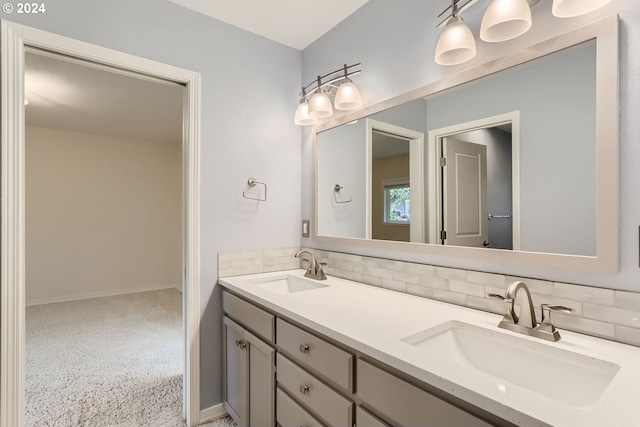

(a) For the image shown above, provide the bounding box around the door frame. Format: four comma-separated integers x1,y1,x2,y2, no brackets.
427,111,521,250
1,21,202,427
365,119,425,243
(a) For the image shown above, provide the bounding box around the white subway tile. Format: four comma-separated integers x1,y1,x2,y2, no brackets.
283,247,301,256
263,264,285,273
467,271,506,288
465,296,505,315
614,291,640,311
263,249,284,257
283,261,301,270
615,325,640,346
530,294,583,316
419,276,449,290
432,289,466,305
332,260,354,271
506,276,553,295
553,283,615,305
583,304,640,329
552,312,615,339
241,265,264,275
361,275,383,287
218,261,230,269
393,271,419,285
219,267,242,278
407,284,435,299
218,251,242,262
449,280,485,297
382,279,407,292
329,252,362,263
339,271,363,282
402,263,435,276
230,259,253,268
434,267,466,281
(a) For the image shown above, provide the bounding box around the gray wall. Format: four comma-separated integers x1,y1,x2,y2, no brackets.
317,121,367,238
4,0,302,408
426,41,596,256
301,0,640,291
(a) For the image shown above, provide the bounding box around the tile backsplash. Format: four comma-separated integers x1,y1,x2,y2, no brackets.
218,247,640,348
218,247,301,277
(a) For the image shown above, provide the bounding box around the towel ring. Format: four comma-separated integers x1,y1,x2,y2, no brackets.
243,178,267,201
333,184,352,204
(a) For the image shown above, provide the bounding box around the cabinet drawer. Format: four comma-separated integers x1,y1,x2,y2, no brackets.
277,388,324,427
277,354,353,427
356,406,390,427
276,318,353,392
357,359,493,427
222,290,274,343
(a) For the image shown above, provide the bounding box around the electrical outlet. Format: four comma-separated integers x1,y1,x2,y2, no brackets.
302,220,310,238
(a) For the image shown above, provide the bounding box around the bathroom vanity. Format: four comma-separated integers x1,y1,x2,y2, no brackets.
219,269,640,427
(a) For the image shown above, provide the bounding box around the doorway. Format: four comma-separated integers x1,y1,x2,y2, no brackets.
1,21,202,427
366,119,425,243
428,112,521,250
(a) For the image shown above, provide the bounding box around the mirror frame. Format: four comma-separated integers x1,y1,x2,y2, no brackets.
312,15,619,273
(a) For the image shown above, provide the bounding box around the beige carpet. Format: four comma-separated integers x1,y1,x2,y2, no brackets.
26,289,235,427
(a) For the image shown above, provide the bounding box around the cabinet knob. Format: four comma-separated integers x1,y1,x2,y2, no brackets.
235,339,246,350
299,384,309,395
299,344,310,353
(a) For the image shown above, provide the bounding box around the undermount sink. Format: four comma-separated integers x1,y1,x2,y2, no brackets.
401,321,620,407
248,274,328,295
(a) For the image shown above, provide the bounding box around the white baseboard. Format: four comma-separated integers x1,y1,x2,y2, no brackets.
199,403,227,425
26,284,181,307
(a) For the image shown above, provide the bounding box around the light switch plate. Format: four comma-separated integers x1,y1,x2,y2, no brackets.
302,220,310,238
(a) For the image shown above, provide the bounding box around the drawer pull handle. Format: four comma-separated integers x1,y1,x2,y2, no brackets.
299,384,309,395
299,344,310,353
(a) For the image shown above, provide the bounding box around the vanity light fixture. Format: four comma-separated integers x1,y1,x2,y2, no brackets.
435,0,476,65
295,63,362,125
435,0,611,65
552,0,613,18
480,0,532,42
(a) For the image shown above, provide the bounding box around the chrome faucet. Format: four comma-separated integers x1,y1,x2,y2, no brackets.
489,281,574,342
294,250,327,281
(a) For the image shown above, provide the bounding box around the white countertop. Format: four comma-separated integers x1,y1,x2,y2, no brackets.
219,269,640,427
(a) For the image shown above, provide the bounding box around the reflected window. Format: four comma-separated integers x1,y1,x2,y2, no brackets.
384,182,411,224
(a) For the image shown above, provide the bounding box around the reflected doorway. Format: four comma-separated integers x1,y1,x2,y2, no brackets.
428,112,521,250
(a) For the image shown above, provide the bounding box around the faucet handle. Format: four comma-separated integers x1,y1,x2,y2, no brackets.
541,304,574,314
488,293,513,303
536,304,575,340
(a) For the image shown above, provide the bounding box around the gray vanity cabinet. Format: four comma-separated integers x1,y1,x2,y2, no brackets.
221,289,503,427
357,359,493,427
222,291,276,427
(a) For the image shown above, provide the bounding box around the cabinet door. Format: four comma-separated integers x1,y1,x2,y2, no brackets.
223,316,247,427
358,359,493,427
245,330,276,427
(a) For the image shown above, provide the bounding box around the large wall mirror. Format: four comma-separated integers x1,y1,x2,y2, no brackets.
313,16,619,273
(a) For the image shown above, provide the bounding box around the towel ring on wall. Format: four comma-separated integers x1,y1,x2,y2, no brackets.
243,178,267,201
333,184,352,204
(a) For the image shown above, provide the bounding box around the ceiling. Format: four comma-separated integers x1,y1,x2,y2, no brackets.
25,50,184,143
168,0,370,50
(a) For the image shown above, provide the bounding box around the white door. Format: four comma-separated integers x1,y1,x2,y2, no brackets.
442,138,488,247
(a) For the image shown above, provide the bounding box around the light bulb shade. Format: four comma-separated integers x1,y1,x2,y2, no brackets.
435,17,477,66
552,0,612,17
480,0,532,43
308,90,333,118
294,100,318,126
334,79,362,110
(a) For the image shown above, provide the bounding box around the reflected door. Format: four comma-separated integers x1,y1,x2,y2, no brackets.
442,138,488,247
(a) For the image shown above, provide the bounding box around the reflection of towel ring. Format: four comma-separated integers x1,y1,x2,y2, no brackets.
243,178,267,201
333,184,352,204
